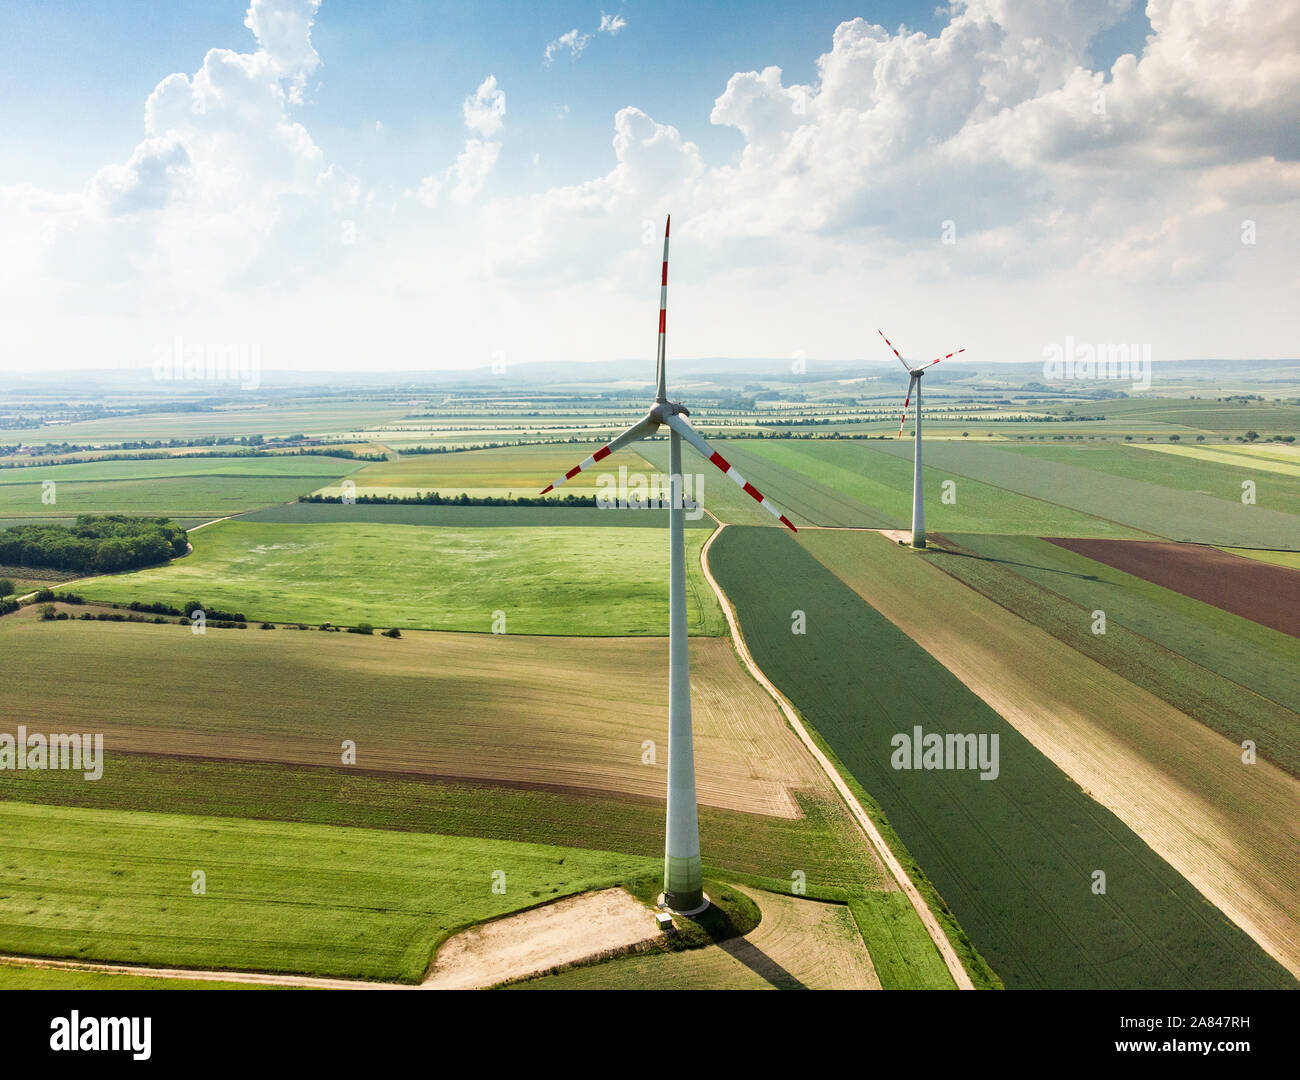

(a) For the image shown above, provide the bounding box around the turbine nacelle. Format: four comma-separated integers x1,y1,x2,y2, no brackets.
648,400,689,426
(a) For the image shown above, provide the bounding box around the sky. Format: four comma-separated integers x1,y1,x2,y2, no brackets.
0,0,1296,378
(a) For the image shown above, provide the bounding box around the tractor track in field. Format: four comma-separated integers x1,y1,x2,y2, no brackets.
697,523,975,990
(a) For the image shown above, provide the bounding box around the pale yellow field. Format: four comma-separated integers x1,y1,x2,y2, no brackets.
1219,547,1300,571
1131,441,1300,477
313,443,657,499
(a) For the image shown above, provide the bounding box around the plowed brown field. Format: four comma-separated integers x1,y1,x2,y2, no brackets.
1046,538,1300,638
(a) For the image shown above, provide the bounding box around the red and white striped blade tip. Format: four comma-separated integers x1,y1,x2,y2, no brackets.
538,443,617,494
925,347,965,368
703,447,797,532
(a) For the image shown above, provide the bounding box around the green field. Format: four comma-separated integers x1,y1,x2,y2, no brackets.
849,890,958,990
734,440,1146,536
1049,397,1300,435
1003,442,1300,517
929,533,1300,774
0,801,654,982
71,519,726,635
636,438,901,529
0,455,361,519
862,439,1300,547
0,403,411,444
708,525,1296,989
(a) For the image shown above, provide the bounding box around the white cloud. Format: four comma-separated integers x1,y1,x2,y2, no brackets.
545,29,591,65
411,74,506,208
2,0,1297,374
599,13,627,36
463,75,506,138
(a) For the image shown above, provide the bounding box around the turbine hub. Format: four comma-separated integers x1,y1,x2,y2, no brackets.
649,401,689,424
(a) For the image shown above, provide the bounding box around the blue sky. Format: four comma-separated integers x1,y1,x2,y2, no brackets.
0,1,1293,375
1,1,1151,196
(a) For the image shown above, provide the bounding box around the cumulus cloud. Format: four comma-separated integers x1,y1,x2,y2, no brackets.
515,0,1299,289
412,75,507,208
462,74,506,138
3,0,1297,372
2,0,358,311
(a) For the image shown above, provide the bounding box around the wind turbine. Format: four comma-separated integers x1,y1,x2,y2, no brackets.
541,215,797,913
878,330,964,549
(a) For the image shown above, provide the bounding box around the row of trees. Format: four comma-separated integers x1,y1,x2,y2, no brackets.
0,515,188,574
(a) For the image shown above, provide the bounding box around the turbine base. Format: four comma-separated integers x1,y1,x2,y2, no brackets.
658,890,710,917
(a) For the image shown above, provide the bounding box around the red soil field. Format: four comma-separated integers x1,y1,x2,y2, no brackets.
1045,538,1300,639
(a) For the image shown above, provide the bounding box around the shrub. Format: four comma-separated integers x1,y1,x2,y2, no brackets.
348,623,374,635
40,603,57,620
383,628,401,638
0,578,14,597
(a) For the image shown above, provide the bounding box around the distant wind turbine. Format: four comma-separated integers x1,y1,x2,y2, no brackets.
878,330,965,549
541,215,797,913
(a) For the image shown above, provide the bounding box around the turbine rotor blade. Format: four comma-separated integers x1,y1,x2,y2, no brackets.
539,417,659,494
878,329,912,373
918,347,965,370
655,215,670,401
897,373,918,438
663,413,797,532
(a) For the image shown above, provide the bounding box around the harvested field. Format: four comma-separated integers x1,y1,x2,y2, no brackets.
1046,538,1300,639
0,618,826,819
424,888,659,989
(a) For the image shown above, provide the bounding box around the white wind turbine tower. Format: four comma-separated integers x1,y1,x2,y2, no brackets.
878,330,965,549
541,215,798,913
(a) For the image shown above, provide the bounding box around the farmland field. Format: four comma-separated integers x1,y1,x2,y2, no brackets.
0,454,361,519
708,524,1297,989
935,533,1300,736
0,617,813,814
70,519,727,635
636,437,901,529
0,403,411,444
1128,441,1300,478
862,439,1300,547
313,442,657,499
734,440,1146,536
0,801,654,982
1046,537,1300,638
1004,441,1300,514
240,502,714,528
798,528,1300,978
